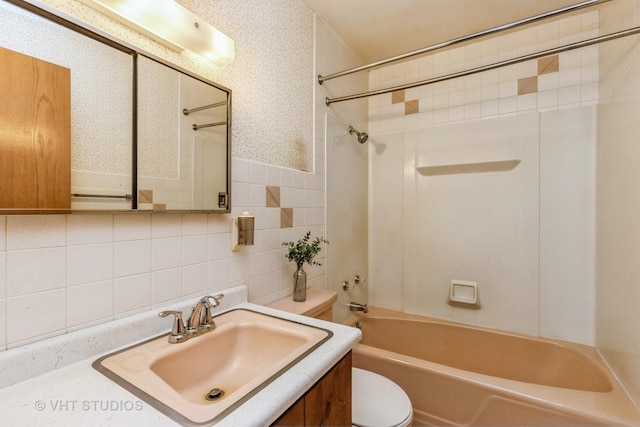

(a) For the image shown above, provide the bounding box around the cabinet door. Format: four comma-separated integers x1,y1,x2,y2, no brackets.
305,352,352,426
272,397,305,426
0,46,71,209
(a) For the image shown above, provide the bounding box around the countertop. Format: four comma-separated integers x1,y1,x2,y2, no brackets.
0,285,361,426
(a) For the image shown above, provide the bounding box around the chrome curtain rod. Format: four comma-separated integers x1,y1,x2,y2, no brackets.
318,0,609,85
72,193,133,200
182,101,226,116
325,25,640,106
192,121,227,131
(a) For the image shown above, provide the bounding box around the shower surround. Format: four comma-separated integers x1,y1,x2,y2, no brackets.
367,3,640,408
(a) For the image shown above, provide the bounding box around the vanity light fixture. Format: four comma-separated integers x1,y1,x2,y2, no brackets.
77,0,235,65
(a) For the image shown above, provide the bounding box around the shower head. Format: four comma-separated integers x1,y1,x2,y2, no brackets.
348,126,369,144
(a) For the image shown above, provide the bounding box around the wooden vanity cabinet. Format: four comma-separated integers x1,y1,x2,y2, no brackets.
273,351,352,426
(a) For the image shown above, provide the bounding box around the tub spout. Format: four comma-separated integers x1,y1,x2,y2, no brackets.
348,302,368,314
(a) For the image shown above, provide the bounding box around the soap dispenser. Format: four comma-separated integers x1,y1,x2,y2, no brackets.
231,211,254,250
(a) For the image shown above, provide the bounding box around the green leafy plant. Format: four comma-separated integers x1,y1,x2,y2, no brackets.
282,231,329,267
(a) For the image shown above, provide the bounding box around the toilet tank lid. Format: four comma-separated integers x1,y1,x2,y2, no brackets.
352,368,413,427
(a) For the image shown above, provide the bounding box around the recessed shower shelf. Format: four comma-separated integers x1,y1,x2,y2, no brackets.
416,159,520,176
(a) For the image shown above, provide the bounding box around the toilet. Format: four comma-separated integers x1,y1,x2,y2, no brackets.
269,288,413,427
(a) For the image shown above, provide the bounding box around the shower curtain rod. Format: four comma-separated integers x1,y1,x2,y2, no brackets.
325,25,640,106
317,0,610,85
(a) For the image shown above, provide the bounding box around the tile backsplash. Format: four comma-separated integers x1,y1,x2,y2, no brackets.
0,158,326,351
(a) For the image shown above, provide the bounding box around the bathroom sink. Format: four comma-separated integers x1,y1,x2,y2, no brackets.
93,308,332,425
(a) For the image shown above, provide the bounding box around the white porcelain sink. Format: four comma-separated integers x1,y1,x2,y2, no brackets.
93,308,332,425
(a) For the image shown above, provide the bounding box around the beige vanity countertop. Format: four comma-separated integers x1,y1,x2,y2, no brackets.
0,285,361,427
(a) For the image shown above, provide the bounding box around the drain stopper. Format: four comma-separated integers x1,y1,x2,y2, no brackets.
206,388,225,401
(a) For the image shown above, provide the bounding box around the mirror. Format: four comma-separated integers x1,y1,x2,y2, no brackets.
137,55,230,211
0,0,231,213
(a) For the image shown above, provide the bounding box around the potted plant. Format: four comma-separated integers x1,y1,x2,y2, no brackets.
282,231,329,302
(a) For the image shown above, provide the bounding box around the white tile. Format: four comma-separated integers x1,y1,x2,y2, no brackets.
209,259,230,288
280,168,295,188
67,280,113,327
114,274,151,317
249,184,266,207
249,252,267,277
559,68,581,88
68,243,113,286
183,235,208,265
152,268,183,305
114,240,151,277
230,254,251,282
6,216,66,250
7,289,66,345
232,182,249,207
7,248,66,297
151,214,183,238
182,263,209,296
231,157,249,183
0,299,5,350
538,73,559,92
0,252,5,299
152,237,183,270
67,214,113,245
114,214,151,241
209,233,231,261
208,214,231,234
265,165,281,187
0,217,6,250
182,214,207,236
248,161,266,184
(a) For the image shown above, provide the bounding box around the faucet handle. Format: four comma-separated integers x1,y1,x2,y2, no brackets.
158,310,186,339
201,294,224,326
208,294,224,308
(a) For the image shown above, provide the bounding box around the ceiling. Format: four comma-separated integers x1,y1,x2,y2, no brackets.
302,0,592,64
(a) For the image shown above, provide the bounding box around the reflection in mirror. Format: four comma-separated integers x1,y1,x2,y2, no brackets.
0,0,133,211
0,0,231,213
137,56,229,211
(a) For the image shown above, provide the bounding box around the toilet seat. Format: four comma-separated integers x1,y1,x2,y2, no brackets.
352,368,413,427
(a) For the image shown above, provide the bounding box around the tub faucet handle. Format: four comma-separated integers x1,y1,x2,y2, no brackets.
348,302,368,314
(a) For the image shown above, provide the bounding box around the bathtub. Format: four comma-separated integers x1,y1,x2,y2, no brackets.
349,307,640,426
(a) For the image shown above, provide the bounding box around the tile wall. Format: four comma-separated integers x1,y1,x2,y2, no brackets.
0,158,325,351
369,10,600,134
367,9,601,344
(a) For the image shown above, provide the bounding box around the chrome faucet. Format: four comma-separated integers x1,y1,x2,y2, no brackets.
348,302,368,314
158,294,224,344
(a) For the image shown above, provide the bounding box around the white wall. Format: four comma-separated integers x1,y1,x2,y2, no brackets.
596,0,640,407
368,9,600,344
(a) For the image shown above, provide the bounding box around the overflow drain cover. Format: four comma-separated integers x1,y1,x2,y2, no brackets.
205,388,225,401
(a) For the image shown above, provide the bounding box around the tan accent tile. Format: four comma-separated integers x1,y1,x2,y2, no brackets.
266,186,280,207
405,99,419,115
281,208,293,228
392,90,405,104
538,55,559,75
518,76,538,95
153,204,166,212
139,189,153,204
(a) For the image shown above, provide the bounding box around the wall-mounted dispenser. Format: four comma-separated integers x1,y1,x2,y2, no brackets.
231,211,255,250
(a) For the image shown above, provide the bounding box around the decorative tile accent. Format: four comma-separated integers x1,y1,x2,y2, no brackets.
281,208,293,228
405,99,420,115
139,190,153,204
538,55,559,75
153,204,166,212
266,186,280,207
392,90,405,104
518,76,538,95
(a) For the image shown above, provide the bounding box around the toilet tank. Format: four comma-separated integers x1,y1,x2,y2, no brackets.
267,288,337,321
